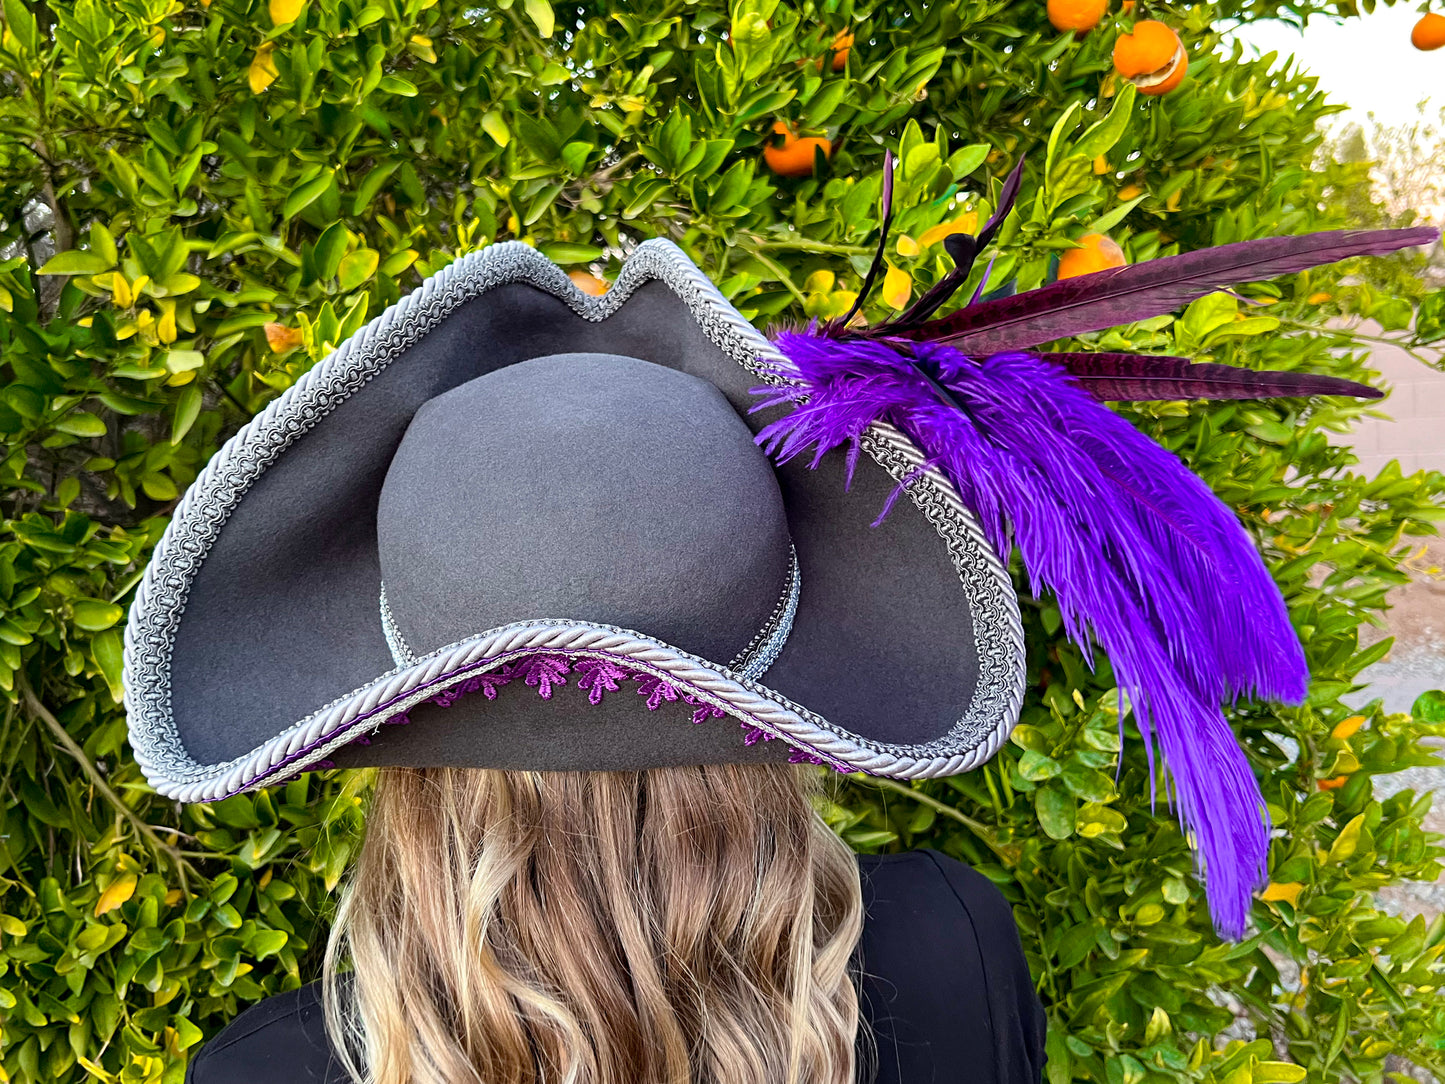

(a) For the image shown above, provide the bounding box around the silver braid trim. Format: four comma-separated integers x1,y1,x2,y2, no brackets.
378,582,416,669
123,239,1025,800
727,544,799,680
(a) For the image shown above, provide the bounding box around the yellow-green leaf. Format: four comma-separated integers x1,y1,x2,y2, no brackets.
72,599,124,632
38,249,114,276
337,248,380,292
1253,1063,1308,1083
1328,812,1366,864
171,382,202,445
481,111,511,147
523,0,554,36
54,411,108,438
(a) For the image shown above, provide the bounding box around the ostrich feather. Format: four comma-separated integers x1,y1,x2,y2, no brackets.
753,331,1305,938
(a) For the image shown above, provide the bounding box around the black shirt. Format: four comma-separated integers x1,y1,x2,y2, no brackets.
186,848,1046,1083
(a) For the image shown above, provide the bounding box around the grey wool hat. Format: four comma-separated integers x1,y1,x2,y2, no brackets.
122,239,1027,803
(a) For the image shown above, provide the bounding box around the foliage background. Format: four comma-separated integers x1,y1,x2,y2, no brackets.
2,0,1444,1081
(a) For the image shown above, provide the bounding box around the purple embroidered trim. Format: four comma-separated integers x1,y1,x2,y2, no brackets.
296,652,853,779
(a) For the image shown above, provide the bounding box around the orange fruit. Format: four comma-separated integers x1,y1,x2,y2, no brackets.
1048,0,1107,32
763,121,832,178
1412,12,1445,49
1121,0,1136,10
1057,233,1127,280
1117,182,1144,200
569,270,608,296
804,29,853,71
1113,20,1188,96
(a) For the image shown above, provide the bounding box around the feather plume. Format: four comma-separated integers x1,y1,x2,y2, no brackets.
887,227,1439,352
1045,353,1384,402
892,157,1028,328
754,332,1306,938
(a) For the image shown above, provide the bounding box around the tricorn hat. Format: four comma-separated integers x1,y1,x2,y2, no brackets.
123,238,1026,806
123,156,1436,939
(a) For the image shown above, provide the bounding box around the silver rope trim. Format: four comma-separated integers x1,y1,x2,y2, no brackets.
379,544,802,679
123,239,1025,801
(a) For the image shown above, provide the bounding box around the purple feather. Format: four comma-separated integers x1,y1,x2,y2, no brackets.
890,227,1439,352
1044,352,1384,402
754,331,1302,938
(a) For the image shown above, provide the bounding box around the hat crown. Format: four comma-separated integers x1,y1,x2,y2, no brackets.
376,352,793,669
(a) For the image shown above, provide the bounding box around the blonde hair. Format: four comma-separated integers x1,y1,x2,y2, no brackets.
322,762,874,1084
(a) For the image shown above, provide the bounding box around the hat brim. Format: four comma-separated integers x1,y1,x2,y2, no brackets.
123,240,1025,801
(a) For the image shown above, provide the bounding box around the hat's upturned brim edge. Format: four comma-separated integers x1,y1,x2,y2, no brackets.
122,239,1027,802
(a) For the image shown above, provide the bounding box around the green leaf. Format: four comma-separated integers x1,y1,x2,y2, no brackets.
1035,786,1075,840
1089,194,1146,236
71,599,124,632
1411,688,1445,723
171,382,202,445
1074,83,1137,162
282,171,334,220
560,141,593,174
312,222,350,281
377,74,417,97
1018,750,1062,781
523,0,554,36
541,243,605,265
3,0,39,55
1061,762,1115,802
53,412,108,438
91,629,124,700
37,250,114,276
1044,101,1082,178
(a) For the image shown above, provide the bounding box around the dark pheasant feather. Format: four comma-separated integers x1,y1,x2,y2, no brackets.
1045,353,1385,402
889,227,1439,352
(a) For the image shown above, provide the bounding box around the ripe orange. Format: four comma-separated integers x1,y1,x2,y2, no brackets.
1057,234,1127,280
1048,0,1107,32
763,121,832,178
818,28,853,70
1113,20,1188,96
569,270,609,296
1412,12,1445,49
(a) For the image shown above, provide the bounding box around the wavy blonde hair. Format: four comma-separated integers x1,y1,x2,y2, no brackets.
322,762,874,1084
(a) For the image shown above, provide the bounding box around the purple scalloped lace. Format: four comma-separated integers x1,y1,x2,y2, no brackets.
309,652,854,774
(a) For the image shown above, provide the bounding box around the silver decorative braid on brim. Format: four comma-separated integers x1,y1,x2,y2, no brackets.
728,544,800,680
124,238,1023,801
379,582,417,669
377,545,801,679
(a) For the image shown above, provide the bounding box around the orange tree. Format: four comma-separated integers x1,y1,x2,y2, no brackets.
1,0,1443,1080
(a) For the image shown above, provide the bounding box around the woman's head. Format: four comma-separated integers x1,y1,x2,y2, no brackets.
323,762,871,1084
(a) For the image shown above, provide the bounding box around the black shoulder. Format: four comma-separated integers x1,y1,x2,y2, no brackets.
186,982,348,1084
915,847,1049,1084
